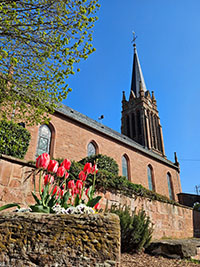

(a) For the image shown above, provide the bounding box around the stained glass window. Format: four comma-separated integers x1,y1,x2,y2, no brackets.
122,155,128,179
87,142,96,157
167,173,174,200
36,125,51,157
147,165,154,191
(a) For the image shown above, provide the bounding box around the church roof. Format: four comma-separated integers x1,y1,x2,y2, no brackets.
56,103,178,171
130,44,147,97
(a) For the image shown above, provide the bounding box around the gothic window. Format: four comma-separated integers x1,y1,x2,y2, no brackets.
167,172,174,200
36,125,52,157
137,110,141,135
132,113,136,138
126,115,130,137
147,165,155,191
122,154,129,180
87,142,97,157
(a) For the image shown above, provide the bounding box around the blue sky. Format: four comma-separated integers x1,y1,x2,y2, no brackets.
63,0,200,194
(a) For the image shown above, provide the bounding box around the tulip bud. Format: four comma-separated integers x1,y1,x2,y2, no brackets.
76,180,83,190
36,153,50,169
83,162,92,174
79,171,86,181
61,159,71,170
68,180,75,189
56,166,65,177
48,160,59,173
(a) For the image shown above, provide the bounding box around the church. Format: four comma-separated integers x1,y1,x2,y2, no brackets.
25,44,181,202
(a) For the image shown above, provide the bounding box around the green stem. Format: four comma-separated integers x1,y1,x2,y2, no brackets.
39,171,42,196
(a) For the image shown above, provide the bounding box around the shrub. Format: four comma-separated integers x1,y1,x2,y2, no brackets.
79,154,119,176
108,204,153,253
0,120,31,159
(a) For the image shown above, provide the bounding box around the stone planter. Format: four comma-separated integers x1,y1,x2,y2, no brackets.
0,212,120,267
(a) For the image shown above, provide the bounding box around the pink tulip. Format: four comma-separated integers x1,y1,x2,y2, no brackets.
68,180,75,189
56,166,65,177
71,187,79,196
91,164,98,174
48,160,59,173
36,153,50,169
83,162,92,174
76,180,83,190
61,159,71,170
60,189,64,197
65,172,69,179
50,176,54,184
94,203,100,210
79,171,86,181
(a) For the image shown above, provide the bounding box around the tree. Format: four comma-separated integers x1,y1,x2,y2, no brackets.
0,0,100,125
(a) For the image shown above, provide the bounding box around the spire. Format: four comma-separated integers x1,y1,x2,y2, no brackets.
130,44,147,98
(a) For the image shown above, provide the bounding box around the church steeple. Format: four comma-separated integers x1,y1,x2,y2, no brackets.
121,42,165,156
130,44,147,98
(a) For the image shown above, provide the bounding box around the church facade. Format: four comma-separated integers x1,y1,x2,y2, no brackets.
24,45,181,201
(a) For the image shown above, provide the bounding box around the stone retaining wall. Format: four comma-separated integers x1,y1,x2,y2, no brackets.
0,155,199,240
0,212,120,267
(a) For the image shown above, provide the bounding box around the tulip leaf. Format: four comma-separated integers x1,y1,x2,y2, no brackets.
0,203,20,212
74,194,80,207
30,205,50,213
31,192,42,205
87,196,101,208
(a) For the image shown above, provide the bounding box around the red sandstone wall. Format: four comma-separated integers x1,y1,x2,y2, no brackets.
25,112,181,201
0,156,197,240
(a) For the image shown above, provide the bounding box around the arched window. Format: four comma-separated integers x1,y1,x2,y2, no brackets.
87,141,97,157
122,154,129,180
147,165,155,191
36,124,52,157
167,172,174,200
126,115,130,137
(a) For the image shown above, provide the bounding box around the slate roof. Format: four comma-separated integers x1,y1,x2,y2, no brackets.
56,103,179,171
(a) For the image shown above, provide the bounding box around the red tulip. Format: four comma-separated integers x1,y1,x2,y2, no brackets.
65,172,69,179
83,162,92,174
85,188,90,198
94,203,100,210
52,185,58,195
48,160,59,173
36,153,50,169
61,189,64,197
91,164,98,174
76,180,83,190
79,171,86,181
56,166,65,177
71,187,79,196
44,175,50,186
68,180,75,189
61,159,71,170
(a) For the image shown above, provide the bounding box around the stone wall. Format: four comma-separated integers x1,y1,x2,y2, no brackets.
0,155,199,240
0,212,120,267
99,191,197,240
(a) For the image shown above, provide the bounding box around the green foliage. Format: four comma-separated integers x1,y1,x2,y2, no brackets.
108,204,153,253
0,120,31,159
79,154,119,175
93,173,180,206
0,203,20,211
193,202,200,211
0,0,100,125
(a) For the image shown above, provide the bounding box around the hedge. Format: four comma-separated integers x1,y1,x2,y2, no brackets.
0,120,31,159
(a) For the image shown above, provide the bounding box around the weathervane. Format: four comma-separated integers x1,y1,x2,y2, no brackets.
132,31,137,46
